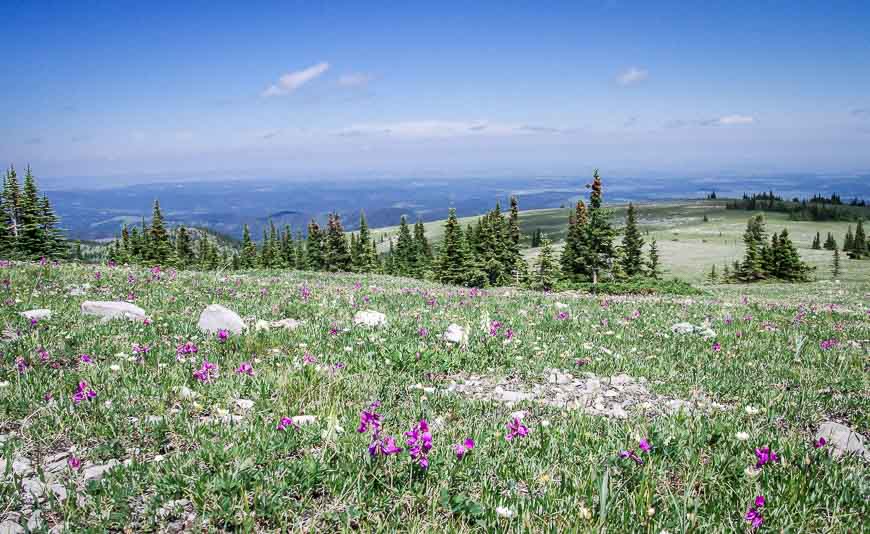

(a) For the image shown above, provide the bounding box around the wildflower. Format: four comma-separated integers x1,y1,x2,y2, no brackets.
357,402,382,434
735,431,750,441
368,435,403,457
418,327,429,338
639,438,652,453
819,338,838,351
235,362,255,376
754,446,779,468
505,417,529,441
132,343,149,354
744,495,765,529
489,320,502,336
712,342,721,352
302,353,317,365
37,347,49,362
67,456,82,470
193,360,218,383
405,419,433,469
217,329,229,343
143,318,152,326
495,506,515,518
72,381,97,404
813,436,827,449
504,328,514,340
176,342,198,360
619,449,644,465
453,438,475,460
79,354,94,364
745,405,760,415
29,317,38,327
556,311,569,321
276,417,297,431
300,285,311,301
15,358,28,373
329,324,339,336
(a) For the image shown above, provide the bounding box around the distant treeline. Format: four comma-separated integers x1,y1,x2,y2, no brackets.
724,191,870,221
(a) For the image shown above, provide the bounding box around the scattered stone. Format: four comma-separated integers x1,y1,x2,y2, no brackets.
67,285,89,297
271,318,302,330
816,421,869,460
254,320,271,332
0,520,24,534
671,322,695,334
20,309,51,321
353,310,386,327
175,386,197,400
197,304,246,335
157,499,191,519
554,302,569,310
292,415,317,426
235,399,255,411
83,460,120,482
443,323,467,344
0,457,32,477
81,301,147,322
699,328,717,339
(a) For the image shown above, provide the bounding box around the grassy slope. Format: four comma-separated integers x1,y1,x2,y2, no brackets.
0,263,867,531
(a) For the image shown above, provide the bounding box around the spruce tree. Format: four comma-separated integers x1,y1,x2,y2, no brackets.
2,166,21,250
823,232,837,250
413,219,431,276
775,228,812,281
707,264,718,283
281,225,296,268
355,211,376,272
147,200,173,264
811,232,821,250
175,226,194,267
37,193,64,258
324,212,351,272
619,203,645,277
647,238,662,279
508,196,521,255
560,200,588,279
259,228,273,268
581,170,616,284
849,219,867,259
739,215,767,281
434,208,470,285
18,166,42,258
240,224,258,268
394,215,415,276
305,219,324,270
74,241,82,261
831,249,841,279
530,239,558,291
843,226,854,252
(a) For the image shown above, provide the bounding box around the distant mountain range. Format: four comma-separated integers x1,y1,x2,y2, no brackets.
45,174,870,241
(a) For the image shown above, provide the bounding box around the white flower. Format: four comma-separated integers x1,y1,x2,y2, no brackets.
0,381,10,388
745,405,760,415
578,505,592,520
735,431,750,441
109,364,121,372
495,506,515,518
744,466,761,478
647,507,656,517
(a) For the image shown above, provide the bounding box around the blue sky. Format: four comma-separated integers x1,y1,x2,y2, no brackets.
1,1,869,183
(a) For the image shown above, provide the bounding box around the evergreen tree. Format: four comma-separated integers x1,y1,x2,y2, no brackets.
281,225,296,268
413,219,432,276
560,200,588,279
74,241,82,261
619,203,645,277
647,238,662,279
843,226,854,252
508,195,521,260
849,219,867,259
240,224,258,268
175,226,194,267
530,239,558,291
707,264,718,283
2,166,21,250
18,166,43,258
738,215,767,281
581,170,617,284
811,232,821,249
305,219,324,270
774,228,812,281
259,228,274,268
393,215,415,276
530,228,543,248
434,208,471,285
295,230,307,269
823,232,837,250
197,231,210,267
354,211,376,272
37,193,64,258
324,212,352,272
831,249,841,279
147,200,173,264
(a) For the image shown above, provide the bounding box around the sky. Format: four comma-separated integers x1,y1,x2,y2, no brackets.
1,1,869,184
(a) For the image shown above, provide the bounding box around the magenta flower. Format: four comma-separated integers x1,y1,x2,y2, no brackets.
418,327,429,338
745,495,765,529
15,358,28,373
405,419,433,469
176,342,198,360
505,417,529,441
556,311,569,321
302,353,318,365
72,381,97,404
813,436,827,449
819,338,838,351
276,417,297,431
235,362,255,376
368,435,403,457
79,354,94,364
489,320,502,336
300,286,311,301
453,438,475,460
217,329,229,343
504,328,514,340
754,446,779,468
193,360,218,383
357,402,382,434
639,438,652,453
132,343,149,354
37,347,49,363
619,449,644,465
67,456,82,470
712,342,721,352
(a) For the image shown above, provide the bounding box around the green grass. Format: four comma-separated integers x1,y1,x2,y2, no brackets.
0,262,867,531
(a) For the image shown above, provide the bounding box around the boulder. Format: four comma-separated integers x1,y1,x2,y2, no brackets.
443,323,467,344
815,421,869,460
670,322,695,334
197,304,246,334
81,301,146,322
353,310,386,327
272,318,302,330
21,309,51,321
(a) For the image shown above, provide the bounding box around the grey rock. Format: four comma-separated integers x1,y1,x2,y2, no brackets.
0,520,24,534
81,301,147,322
443,323,467,344
197,304,246,335
82,460,120,481
816,422,869,460
353,310,387,327
272,318,302,330
21,309,52,321
671,322,695,334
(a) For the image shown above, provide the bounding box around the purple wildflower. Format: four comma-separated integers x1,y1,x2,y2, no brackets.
813,436,827,449
745,495,765,529
819,338,838,351
357,402,382,434
276,417,297,431
15,358,28,373
405,419,433,469
639,438,652,453
67,456,82,470
368,435,403,457
754,446,779,468
712,342,721,352
72,381,97,404
300,285,311,301
418,327,429,338
505,417,529,441
489,321,502,336
453,438,475,460
217,329,229,343
132,343,149,354
176,342,198,361
193,360,218,383
302,353,318,365
556,311,569,321
236,362,255,376
79,354,94,365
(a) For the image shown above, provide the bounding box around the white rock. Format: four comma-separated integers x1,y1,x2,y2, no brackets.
83,460,119,481
235,399,255,411
443,323,467,344
292,415,318,426
699,328,717,339
816,421,869,460
353,310,387,327
197,304,246,335
670,322,695,335
254,320,271,332
81,301,146,322
21,309,51,321
272,318,302,330
0,520,24,534
554,302,569,310
176,386,197,400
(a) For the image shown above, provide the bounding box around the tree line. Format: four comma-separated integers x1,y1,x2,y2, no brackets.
725,191,870,222
0,166,66,260
809,220,868,259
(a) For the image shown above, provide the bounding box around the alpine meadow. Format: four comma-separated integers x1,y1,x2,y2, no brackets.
1,2,869,533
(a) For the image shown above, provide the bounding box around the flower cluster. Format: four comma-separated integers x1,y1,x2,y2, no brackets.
819,338,838,351
193,360,219,383
745,495,766,529
176,342,198,361
217,329,229,343
276,417,297,431
236,362,255,376
452,438,475,460
404,419,433,469
754,446,779,468
619,438,652,465
72,381,97,404
505,417,529,441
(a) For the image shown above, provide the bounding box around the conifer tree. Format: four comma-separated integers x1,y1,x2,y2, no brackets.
508,196,521,255
281,225,296,268
530,239,559,291
295,230,307,269
18,166,43,257
843,226,854,252
707,264,718,283
2,166,21,248
306,219,324,270
259,228,274,268
823,232,837,250
774,228,812,281
38,193,64,258
811,232,821,250
74,241,82,261
647,238,662,280
739,215,767,281
354,211,376,272
849,219,867,259
413,219,432,276
619,203,645,277
831,248,841,279
324,212,351,272
147,200,173,264
240,224,258,268
393,215,415,276
434,208,470,285
581,169,616,284
175,226,194,267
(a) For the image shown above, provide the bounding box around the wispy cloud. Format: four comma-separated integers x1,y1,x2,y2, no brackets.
617,67,648,86
336,120,574,138
666,115,755,128
262,62,329,97
261,131,280,140
338,72,374,88
852,108,870,118
623,116,638,127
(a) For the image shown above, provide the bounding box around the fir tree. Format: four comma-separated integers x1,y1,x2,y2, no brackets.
831,249,841,279
738,215,767,281
647,238,662,279
259,228,274,268
530,239,558,291
774,228,812,281
393,215,415,276
324,212,351,272
849,219,867,259
17,166,43,258
560,200,588,279
413,219,432,276
2,166,21,247
281,225,296,268
240,224,258,268
811,232,821,250
305,219,324,270
843,226,854,252
174,226,194,267
74,241,82,261
147,200,173,264
354,211,376,272
707,264,718,283
434,208,470,285
619,203,645,277
581,169,616,284
38,193,64,258
508,195,521,260
823,232,837,250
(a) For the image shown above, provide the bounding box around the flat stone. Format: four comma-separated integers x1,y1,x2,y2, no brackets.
353,310,386,327
197,304,246,335
83,460,119,481
0,520,24,534
0,458,32,477
235,399,255,411
292,415,317,426
81,301,147,322
671,322,695,334
816,421,869,460
272,318,302,330
21,309,51,321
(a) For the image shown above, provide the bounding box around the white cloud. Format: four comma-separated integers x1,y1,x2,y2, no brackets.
338,72,374,87
617,67,648,86
718,114,754,125
262,62,329,96
337,120,512,138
